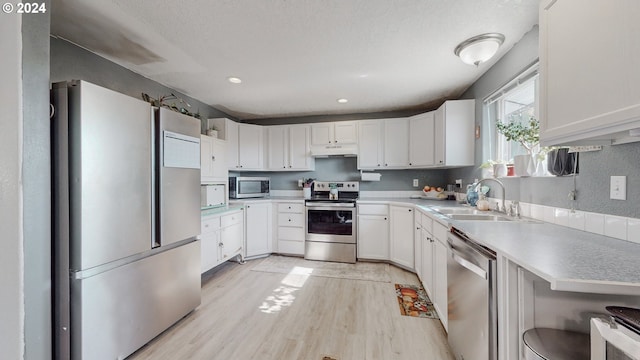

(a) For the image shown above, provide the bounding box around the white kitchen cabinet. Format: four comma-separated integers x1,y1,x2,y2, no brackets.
389,205,414,269
237,124,264,170
383,118,410,168
276,202,305,255
357,120,384,169
200,135,228,182
539,0,640,146
421,227,435,299
414,211,422,279
200,215,221,274
409,112,436,167
432,221,449,330
433,99,474,167
267,125,314,171
311,121,358,146
211,118,264,170
245,202,272,258
220,211,243,261
357,204,390,260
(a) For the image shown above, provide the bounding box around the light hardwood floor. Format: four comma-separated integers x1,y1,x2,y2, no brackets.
128,256,455,360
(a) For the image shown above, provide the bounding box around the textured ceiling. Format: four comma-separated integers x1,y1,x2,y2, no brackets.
51,0,539,120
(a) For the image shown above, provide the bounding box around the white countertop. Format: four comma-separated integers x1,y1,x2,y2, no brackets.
361,197,640,296
223,195,640,295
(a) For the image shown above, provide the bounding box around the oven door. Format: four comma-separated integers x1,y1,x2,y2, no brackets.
305,203,356,244
591,318,640,360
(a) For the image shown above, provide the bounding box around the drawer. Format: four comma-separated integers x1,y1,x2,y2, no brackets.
357,204,389,216
421,214,433,233
433,221,448,244
221,211,243,227
278,226,305,241
278,203,304,213
278,213,304,227
201,216,220,234
277,239,304,255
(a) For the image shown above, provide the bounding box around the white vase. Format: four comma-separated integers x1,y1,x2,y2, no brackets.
514,154,536,177
493,164,507,178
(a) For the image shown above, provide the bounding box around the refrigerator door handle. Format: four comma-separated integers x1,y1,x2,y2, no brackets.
151,109,158,248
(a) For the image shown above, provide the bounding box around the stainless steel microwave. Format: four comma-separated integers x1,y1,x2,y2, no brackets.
229,177,270,199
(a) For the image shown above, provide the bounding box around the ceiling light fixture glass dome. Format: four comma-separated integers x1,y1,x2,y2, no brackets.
454,33,505,66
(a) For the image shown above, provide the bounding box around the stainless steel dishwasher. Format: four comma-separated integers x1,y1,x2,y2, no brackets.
447,226,498,360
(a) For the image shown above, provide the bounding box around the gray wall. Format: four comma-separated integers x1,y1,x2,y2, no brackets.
23,5,53,360
50,37,232,126
449,25,640,218
241,157,448,191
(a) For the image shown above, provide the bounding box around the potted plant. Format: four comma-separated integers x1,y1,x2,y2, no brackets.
496,116,540,177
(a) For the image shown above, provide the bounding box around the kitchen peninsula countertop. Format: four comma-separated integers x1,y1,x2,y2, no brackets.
359,197,640,296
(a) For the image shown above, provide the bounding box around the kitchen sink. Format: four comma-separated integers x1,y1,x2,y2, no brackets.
431,207,483,215
448,214,514,221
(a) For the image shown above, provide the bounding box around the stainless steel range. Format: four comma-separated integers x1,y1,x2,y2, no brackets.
304,181,359,263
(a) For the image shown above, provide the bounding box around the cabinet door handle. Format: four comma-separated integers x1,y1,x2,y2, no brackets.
288,219,292,222
409,162,412,165
219,242,224,247
384,217,387,220
377,164,381,167
385,163,388,166
212,156,215,161
288,206,292,209
408,209,412,212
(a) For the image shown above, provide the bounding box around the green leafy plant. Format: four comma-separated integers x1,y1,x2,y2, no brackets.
495,116,540,154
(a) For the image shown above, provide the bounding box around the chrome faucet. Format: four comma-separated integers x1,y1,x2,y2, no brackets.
474,178,506,213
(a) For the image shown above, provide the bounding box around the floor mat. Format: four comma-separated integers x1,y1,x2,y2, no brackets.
395,284,439,319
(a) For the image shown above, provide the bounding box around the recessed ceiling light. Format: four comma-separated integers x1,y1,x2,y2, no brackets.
337,98,348,104
227,77,242,84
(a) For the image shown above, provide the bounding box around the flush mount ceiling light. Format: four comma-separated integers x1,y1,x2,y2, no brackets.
337,98,348,104
227,76,242,84
454,33,505,66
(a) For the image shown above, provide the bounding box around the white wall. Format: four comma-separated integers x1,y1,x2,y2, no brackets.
0,12,25,360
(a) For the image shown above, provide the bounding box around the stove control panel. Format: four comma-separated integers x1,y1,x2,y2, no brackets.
313,181,359,191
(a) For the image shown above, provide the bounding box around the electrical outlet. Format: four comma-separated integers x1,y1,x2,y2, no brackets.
298,179,304,188
413,179,419,187
610,176,626,200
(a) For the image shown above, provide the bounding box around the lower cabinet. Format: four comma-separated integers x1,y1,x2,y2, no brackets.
201,216,221,274
276,202,305,255
357,204,390,260
390,205,414,269
220,211,244,261
416,211,448,331
201,209,244,274
432,221,449,331
245,202,272,258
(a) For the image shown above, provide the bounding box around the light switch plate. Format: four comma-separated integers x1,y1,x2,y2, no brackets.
610,176,626,200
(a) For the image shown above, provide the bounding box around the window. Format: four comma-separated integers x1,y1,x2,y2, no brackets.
484,63,543,173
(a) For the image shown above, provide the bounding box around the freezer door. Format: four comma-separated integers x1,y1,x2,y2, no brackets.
157,107,201,247
68,81,153,270
71,240,201,360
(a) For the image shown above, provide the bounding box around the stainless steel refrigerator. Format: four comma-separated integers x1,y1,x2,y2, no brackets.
52,80,202,360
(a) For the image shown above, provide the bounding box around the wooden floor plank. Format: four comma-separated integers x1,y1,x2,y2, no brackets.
127,256,455,360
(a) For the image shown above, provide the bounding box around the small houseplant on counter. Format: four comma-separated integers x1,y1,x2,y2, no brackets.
495,116,543,177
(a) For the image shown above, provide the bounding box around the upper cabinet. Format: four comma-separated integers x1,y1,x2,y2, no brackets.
539,0,640,146
357,120,384,169
311,121,358,146
266,125,314,171
200,135,228,182
211,118,264,170
357,101,473,170
383,118,410,168
433,99,474,167
409,112,436,167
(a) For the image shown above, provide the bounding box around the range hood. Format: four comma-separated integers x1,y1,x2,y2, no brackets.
310,144,358,157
